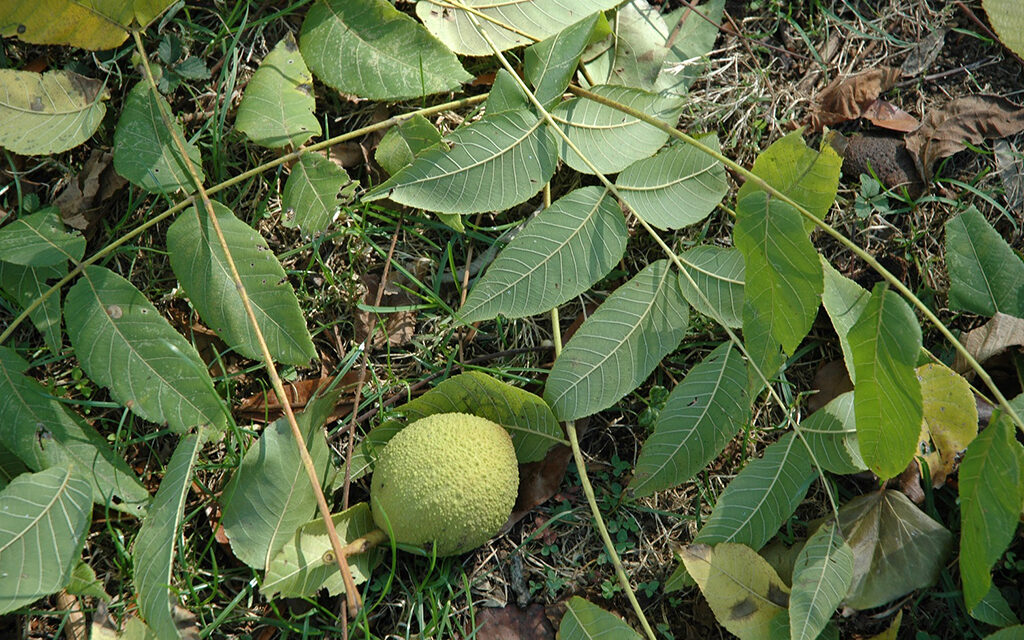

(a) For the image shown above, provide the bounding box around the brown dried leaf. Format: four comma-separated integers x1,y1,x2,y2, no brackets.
808,359,853,413
54,149,126,236
900,27,948,77
475,604,556,640
235,373,360,422
994,139,1024,217
861,99,920,133
953,312,1024,373
506,444,573,529
810,67,900,130
905,95,1024,180
355,272,417,349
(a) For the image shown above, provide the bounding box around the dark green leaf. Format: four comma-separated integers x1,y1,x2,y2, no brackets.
0,208,84,267
945,206,1024,317
282,153,351,236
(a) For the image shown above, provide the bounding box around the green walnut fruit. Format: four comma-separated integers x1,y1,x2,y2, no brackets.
370,412,519,556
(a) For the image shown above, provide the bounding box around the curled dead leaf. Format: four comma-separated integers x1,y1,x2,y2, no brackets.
809,67,900,131
953,312,1024,374
475,603,556,640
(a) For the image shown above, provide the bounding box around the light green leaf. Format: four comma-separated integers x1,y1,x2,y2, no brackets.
984,626,1024,640
681,542,788,640
484,69,532,115
235,33,320,149
790,521,853,640
0,207,84,267
800,392,866,474
0,69,107,155
984,0,1024,59
945,206,1024,317
743,301,786,395
559,596,644,639
0,0,174,49
848,284,922,480
300,0,470,101
381,372,564,464
220,392,336,572
839,490,953,610
459,186,627,323
113,81,204,194
133,434,201,640
916,363,978,486
0,347,149,515
959,412,1024,611
364,109,557,215
375,114,443,176
263,503,381,599
416,0,621,56
525,13,601,107
630,343,747,497
677,245,745,328
66,560,110,602
0,465,91,615
694,432,816,550
654,0,725,96
735,192,822,356
167,201,316,366
545,260,690,421
970,584,1020,627
616,137,728,229
65,266,225,433
552,84,684,175
281,152,351,236
0,260,64,352
736,130,841,233
821,258,871,384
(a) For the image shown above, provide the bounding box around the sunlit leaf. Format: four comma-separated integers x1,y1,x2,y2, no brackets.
301,0,470,100
545,260,690,421
416,0,620,56
65,266,225,433
559,596,643,639
916,363,978,486
790,521,853,640
681,542,788,640
677,245,745,328
459,186,627,323
113,81,204,194
133,434,201,640
66,560,110,602
0,70,107,155
694,432,816,550
838,490,953,610
630,343,747,497
0,0,174,49
167,201,316,366
0,347,149,515
525,13,601,107
263,503,381,598
485,69,532,116
591,0,669,90
654,0,725,96
0,465,91,615
985,0,1024,58
945,205,1024,317
220,392,337,572
848,284,922,480
616,137,728,229
235,33,320,149
737,130,842,233
799,392,866,475
959,412,1024,611
364,109,557,215
375,114,444,176
820,258,870,383
281,153,352,236
552,84,684,175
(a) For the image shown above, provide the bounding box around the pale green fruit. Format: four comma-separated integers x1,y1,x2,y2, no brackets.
370,412,519,556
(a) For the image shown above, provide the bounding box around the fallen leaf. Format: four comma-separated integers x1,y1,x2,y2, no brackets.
506,443,573,529
900,27,948,77
954,312,1024,374
53,149,126,237
860,99,920,133
994,139,1024,217
915,363,978,487
355,271,417,349
475,604,556,640
808,359,853,413
831,131,925,197
809,67,900,131
905,95,1024,180
985,0,1024,59
235,373,360,422
895,459,926,504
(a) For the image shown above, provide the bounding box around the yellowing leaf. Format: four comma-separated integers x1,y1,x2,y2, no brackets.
0,0,175,50
865,611,902,640
916,363,978,486
0,70,108,155
681,542,788,640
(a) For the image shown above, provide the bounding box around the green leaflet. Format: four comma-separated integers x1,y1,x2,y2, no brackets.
559,596,643,639
544,260,690,421
790,521,853,640
459,186,627,323
848,284,922,480
301,0,470,101
676,245,745,329
945,206,1024,317
281,153,352,236
167,201,316,366
525,13,601,107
